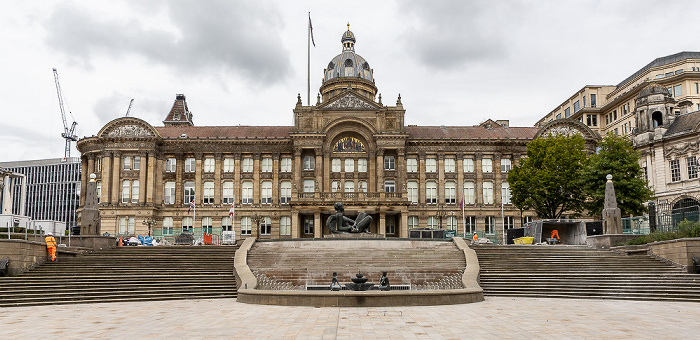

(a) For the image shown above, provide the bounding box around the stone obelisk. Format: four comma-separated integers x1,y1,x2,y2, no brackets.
81,173,101,235
601,174,622,234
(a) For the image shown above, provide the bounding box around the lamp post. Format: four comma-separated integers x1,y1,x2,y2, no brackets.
435,205,447,229
142,217,156,237
251,213,261,240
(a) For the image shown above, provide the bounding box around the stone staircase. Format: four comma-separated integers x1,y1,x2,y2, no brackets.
246,239,466,290
0,246,238,307
474,245,700,302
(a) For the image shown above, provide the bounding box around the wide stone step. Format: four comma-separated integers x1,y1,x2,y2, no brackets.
0,291,237,308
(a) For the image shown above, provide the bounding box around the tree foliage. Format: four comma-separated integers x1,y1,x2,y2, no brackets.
508,134,588,219
580,133,653,217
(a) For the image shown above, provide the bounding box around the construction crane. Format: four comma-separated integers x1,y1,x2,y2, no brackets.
52,68,78,159
125,98,134,117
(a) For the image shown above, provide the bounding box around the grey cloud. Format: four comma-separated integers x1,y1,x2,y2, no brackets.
93,92,132,123
44,0,291,85
399,0,523,70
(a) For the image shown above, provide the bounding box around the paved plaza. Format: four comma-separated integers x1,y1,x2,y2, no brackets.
2,297,699,339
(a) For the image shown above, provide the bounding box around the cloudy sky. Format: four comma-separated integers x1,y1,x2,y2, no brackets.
2,0,698,162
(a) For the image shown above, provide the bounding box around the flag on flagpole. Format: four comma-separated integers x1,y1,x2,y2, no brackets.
228,203,235,219
309,15,315,47
187,199,195,214
459,196,464,211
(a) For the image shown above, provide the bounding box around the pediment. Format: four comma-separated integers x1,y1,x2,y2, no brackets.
535,119,600,140
319,91,381,110
98,117,159,138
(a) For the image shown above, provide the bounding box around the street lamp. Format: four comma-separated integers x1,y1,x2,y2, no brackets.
142,217,156,237
251,213,261,240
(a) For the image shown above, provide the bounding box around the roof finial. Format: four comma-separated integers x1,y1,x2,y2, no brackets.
347,22,350,31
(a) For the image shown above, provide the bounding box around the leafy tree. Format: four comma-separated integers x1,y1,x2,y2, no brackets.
581,133,653,217
509,134,587,219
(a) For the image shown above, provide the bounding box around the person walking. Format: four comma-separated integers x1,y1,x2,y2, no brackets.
45,232,57,262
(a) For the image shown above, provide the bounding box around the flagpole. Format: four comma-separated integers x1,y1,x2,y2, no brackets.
307,12,310,106
462,196,465,236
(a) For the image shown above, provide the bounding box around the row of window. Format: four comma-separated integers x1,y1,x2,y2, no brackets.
165,157,294,173
670,157,698,182
406,181,511,205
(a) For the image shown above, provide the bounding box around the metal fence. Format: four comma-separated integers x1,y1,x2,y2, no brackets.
622,216,650,235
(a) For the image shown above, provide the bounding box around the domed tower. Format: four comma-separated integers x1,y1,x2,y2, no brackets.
320,24,378,102
634,83,676,133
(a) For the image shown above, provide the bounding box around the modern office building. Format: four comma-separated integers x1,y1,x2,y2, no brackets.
76,27,540,241
0,158,81,230
536,52,700,220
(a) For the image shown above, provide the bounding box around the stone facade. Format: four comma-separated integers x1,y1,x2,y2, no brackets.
76,28,539,242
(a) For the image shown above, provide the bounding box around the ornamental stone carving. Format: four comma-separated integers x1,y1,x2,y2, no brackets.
545,126,583,137
326,94,375,110
107,125,154,138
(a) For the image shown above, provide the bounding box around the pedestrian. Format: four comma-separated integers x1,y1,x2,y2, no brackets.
45,232,57,262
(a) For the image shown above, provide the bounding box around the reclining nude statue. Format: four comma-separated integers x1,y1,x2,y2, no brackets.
326,202,373,234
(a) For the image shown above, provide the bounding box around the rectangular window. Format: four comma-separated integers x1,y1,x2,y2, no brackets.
185,158,196,173
501,159,511,172
386,216,396,235
426,181,437,204
444,158,455,173
133,156,140,170
242,157,253,172
407,158,418,172
605,114,609,125
485,216,495,234
221,217,232,232
303,156,315,170
590,94,596,108
464,181,475,204
164,182,175,204
384,156,395,170
613,110,617,120
573,100,580,113
280,157,292,172
260,181,272,204
203,158,215,173
344,158,354,172
223,158,235,173
260,216,271,235
332,158,341,172
358,180,367,192
408,216,419,229
564,107,570,118
445,181,456,204
482,158,493,173
464,158,474,172
166,158,177,172
425,158,437,172
331,181,340,192
671,159,681,182
203,181,214,204
241,217,251,235
280,181,292,204
384,179,395,193
427,216,438,229
523,216,533,226
261,158,272,172
202,217,212,234
556,113,561,120
344,181,355,192
674,84,682,97
501,182,511,204
280,216,291,236
96,158,102,172
123,156,132,170
184,181,195,204
303,179,315,193
96,180,101,203
504,216,514,229
303,217,314,235
131,179,139,203
222,181,234,204
407,181,418,204
357,158,367,172
242,181,253,204
162,217,173,235
483,182,494,205
182,217,193,232
687,157,698,179
121,180,130,203
465,216,476,234
447,216,457,231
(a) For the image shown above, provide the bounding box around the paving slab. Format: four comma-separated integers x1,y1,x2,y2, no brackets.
1,297,699,339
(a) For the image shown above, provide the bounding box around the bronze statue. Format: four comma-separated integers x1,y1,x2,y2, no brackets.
326,202,372,233
379,271,390,291
330,272,342,291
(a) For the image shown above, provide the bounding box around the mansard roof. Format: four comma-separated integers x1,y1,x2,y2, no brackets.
405,125,538,140
664,110,700,137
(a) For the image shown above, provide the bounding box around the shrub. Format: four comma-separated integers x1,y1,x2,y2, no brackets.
625,219,700,245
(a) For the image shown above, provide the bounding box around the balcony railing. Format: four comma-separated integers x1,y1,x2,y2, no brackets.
294,191,408,205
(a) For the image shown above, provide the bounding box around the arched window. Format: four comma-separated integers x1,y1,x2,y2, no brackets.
652,111,663,127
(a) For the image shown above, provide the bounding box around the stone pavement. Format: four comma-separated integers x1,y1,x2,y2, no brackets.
2,297,699,339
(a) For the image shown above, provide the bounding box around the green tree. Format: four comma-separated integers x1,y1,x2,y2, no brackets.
581,133,653,217
509,134,588,219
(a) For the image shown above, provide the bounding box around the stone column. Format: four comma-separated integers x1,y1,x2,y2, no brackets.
293,148,302,196
253,153,261,205
291,210,300,238
234,153,242,205
100,151,111,204
400,209,409,238
379,210,386,236
418,152,426,206
313,210,322,238
147,151,156,204
138,152,147,205
376,148,385,195
438,153,445,205
475,153,483,205
314,148,323,193
81,155,91,206
194,153,203,205
214,153,222,205
397,148,406,193
368,150,376,192
272,153,280,205
175,154,184,206
111,152,121,205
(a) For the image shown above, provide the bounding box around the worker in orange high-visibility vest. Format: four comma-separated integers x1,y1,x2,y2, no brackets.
551,229,560,243
45,232,57,262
